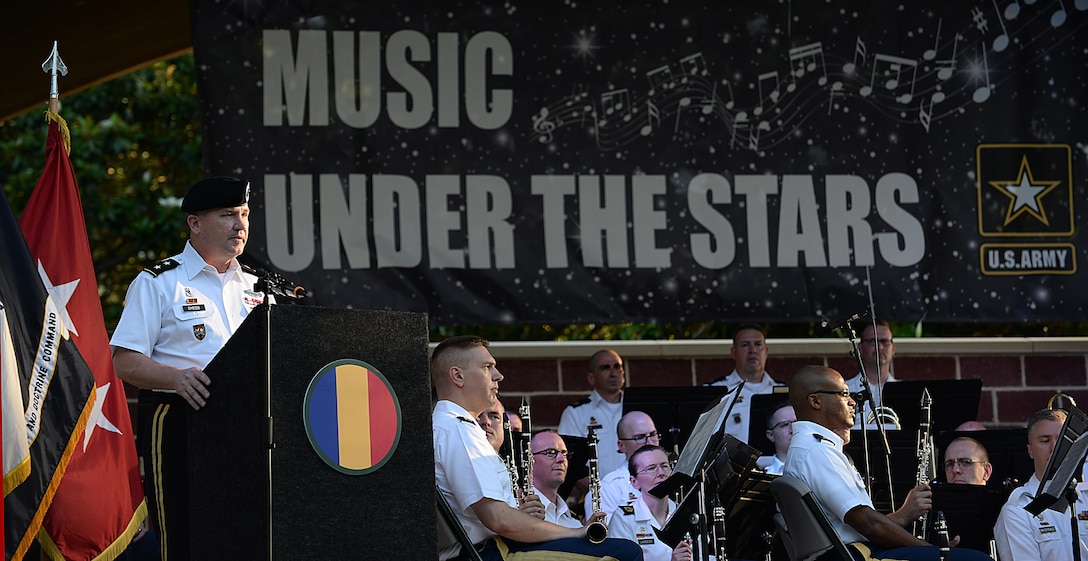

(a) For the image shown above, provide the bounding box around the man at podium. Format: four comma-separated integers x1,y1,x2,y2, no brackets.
110,176,262,561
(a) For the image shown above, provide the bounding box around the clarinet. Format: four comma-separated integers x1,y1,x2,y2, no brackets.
502,409,520,497
519,398,534,500
585,424,609,544
935,510,951,561
912,388,935,540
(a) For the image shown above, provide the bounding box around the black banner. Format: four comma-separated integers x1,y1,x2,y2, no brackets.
191,0,1088,325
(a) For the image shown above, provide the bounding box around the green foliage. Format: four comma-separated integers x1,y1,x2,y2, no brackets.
1,54,201,328
2,53,1085,340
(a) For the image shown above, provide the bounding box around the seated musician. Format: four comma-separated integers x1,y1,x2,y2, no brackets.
784,365,993,561
432,335,643,561
608,445,694,561
993,408,1088,560
530,431,583,529
761,401,795,475
588,411,662,518
943,437,992,486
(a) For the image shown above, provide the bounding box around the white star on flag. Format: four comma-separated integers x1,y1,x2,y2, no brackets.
83,382,122,451
36,260,80,338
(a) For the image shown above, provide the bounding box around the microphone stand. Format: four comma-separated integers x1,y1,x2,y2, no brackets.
254,273,277,561
845,320,894,508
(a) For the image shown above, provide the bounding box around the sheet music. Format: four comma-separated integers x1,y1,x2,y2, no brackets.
673,383,743,477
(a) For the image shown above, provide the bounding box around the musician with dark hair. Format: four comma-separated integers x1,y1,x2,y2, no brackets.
608,445,694,561
432,335,643,561
708,324,785,444
843,320,898,428
784,365,993,561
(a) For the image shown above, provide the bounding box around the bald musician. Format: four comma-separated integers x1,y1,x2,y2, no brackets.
783,365,993,561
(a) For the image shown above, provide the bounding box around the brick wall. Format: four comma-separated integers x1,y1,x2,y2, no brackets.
486,338,1088,430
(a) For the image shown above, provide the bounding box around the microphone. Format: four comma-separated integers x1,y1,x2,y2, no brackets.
253,268,310,303
817,310,870,336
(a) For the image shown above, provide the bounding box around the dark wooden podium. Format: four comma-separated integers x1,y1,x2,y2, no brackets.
186,305,433,559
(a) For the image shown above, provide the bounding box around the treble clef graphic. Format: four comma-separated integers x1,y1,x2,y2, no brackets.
532,107,556,143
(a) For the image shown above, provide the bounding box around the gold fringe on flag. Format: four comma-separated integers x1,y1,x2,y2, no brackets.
43,110,71,155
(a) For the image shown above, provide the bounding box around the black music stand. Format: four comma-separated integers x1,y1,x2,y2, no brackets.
928,482,1010,553
1025,407,1088,561
647,385,746,561
556,435,589,503
623,386,733,455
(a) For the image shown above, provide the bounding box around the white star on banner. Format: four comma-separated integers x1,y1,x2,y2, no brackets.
1005,173,1046,213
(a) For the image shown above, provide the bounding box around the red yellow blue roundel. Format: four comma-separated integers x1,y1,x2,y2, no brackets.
303,359,402,475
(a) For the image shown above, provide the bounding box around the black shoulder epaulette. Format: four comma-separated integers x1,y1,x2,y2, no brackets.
569,396,592,408
143,258,180,277
456,416,477,425
620,505,635,515
240,262,258,275
708,375,729,384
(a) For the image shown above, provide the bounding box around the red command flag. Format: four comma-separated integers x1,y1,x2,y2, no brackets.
19,112,147,560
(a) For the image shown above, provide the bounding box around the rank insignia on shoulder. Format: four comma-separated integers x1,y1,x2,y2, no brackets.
620,505,635,515
569,397,591,408
144,258,180,277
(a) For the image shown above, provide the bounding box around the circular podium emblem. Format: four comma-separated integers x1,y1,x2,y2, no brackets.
303,359,402,474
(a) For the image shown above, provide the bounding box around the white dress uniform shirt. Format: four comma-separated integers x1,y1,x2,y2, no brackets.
433,400,517,561
534,486,582,529
783,420,870,545
109,241,263,371
558,390,626,475
608,496,678,561
709,370,785,443
993,473,1088,561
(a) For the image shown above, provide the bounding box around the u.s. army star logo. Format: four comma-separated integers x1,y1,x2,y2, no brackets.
976,144,1076,275
977,144,1073,236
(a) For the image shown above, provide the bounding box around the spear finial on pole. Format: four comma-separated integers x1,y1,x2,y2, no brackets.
41,41,68,114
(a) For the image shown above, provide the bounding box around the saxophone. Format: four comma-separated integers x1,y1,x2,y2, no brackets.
585,424,608,544
519,399,534,500
912,388,935,540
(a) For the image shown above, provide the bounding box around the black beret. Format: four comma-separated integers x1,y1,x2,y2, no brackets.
181,176,251,213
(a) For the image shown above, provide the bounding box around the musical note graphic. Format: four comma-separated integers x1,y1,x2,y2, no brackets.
1005,0,1021,19
861,53,918,103
645,65,675,95
828,81,844,115
918,95,940,132
754,71,781,116
679,53,709,77
844,37,867,74
532,107,557,143
643,100,661,136
789,42,828,86
701,82,718,115
937,34,961,81
973,45,993,103
731,111,750,149
671,97,689,134
1051,0,1068,26
992,0,1010,52
923,19,942,61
